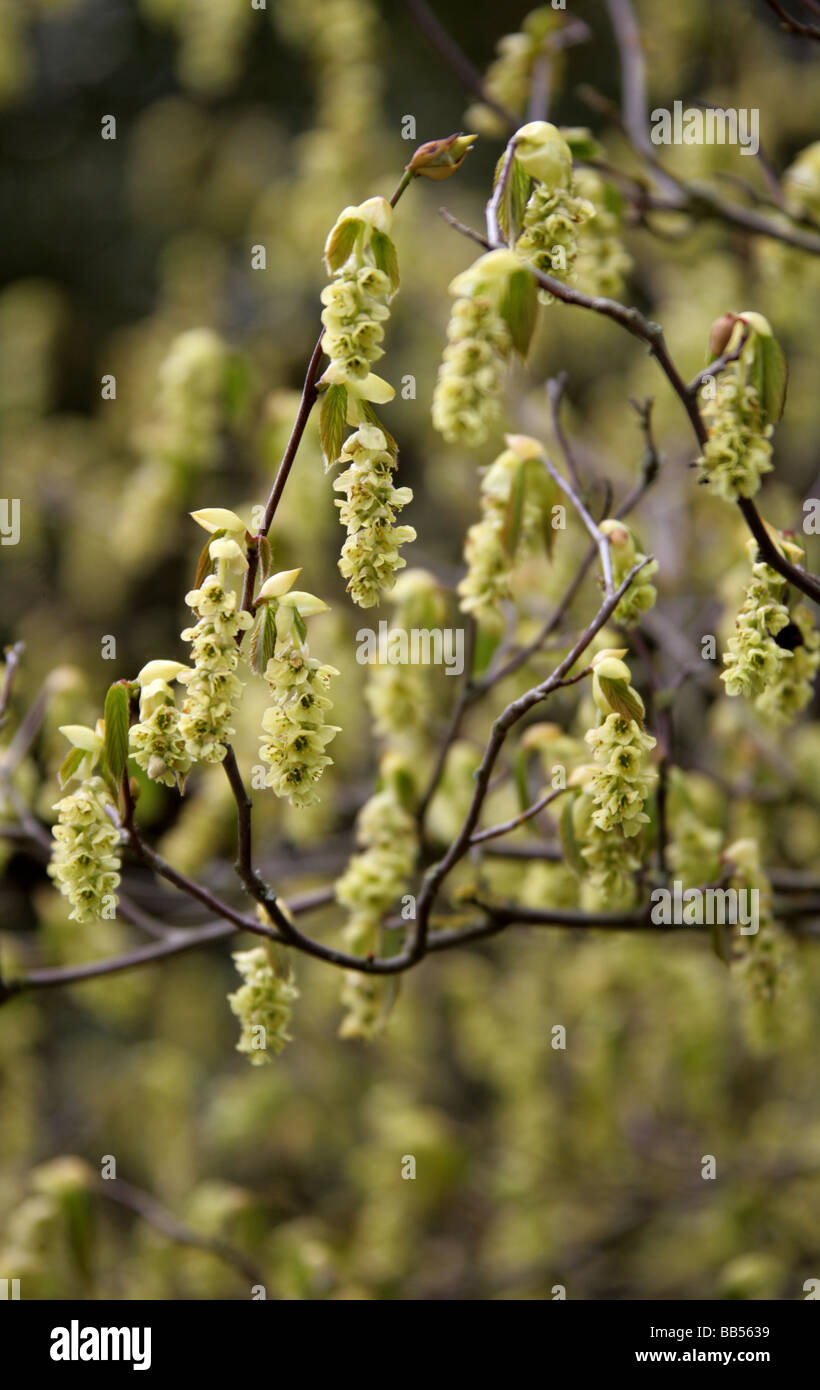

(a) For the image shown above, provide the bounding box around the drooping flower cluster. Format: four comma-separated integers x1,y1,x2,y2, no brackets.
431,249,518,447
48,776,121,923
583,651,657,838
335,756,417,1040
129,660,191,789
722,535,819,721
514,122,594,300
697,314,783,502
319,196,398,409
178,517,252,764
333,424,415,607
574,167,632,299
573,791,643,911
585,713,657,838
598,520,658,628
227,946,298,1065
458,436,550,629
257,571,340,808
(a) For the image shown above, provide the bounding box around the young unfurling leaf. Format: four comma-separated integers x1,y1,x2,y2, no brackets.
320,382,348,469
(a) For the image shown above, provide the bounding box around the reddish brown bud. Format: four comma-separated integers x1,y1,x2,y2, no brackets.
406,133,476,181
708,312,737,358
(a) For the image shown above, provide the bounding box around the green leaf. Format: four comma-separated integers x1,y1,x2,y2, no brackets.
500,460,527,557
597,676,645,727
370,229,400,292
495,153,532,243
319,383,348,469
748,331,788,427
499,267,538,358
559,794,586,878
249,603,277,677
58,746,85,788
293,607,308,645
103,684,130,784
324,216,362,272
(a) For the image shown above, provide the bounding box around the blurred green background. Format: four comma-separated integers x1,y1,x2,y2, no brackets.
1,0,820,1300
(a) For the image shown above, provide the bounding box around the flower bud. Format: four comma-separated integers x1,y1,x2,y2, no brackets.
406,132,477,180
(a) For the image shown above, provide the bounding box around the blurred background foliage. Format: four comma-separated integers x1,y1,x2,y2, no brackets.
1,0,820,1299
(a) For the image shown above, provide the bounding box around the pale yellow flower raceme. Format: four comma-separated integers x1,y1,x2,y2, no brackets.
431,250,519,447
48,777,121,923
514,122,594,300
178,529,253,764
227,946,299,1065
257,572,340,808
333,424,415,607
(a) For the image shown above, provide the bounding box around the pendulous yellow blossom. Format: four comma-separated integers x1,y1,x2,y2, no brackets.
48,777,121,923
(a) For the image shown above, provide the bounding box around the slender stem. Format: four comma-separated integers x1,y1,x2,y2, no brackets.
486,135,518,245
470,784,566,845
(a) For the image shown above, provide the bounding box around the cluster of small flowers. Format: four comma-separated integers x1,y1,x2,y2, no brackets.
335,764,417,1040
513,122,594,302
585,712,658,837
178,537,252,763
722,538,819,720
698,372,773,502
129,660,191,789
578,810,642,911
319,196,397,402
516,184,594,301
574,168,632,299
48,776,121,922
258,572,340,808
599,520,658,628
227,946,299,1065
260,647,339,808
756,604,819,723
431,250,516,447
333,424,415,607
458,440,546,628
